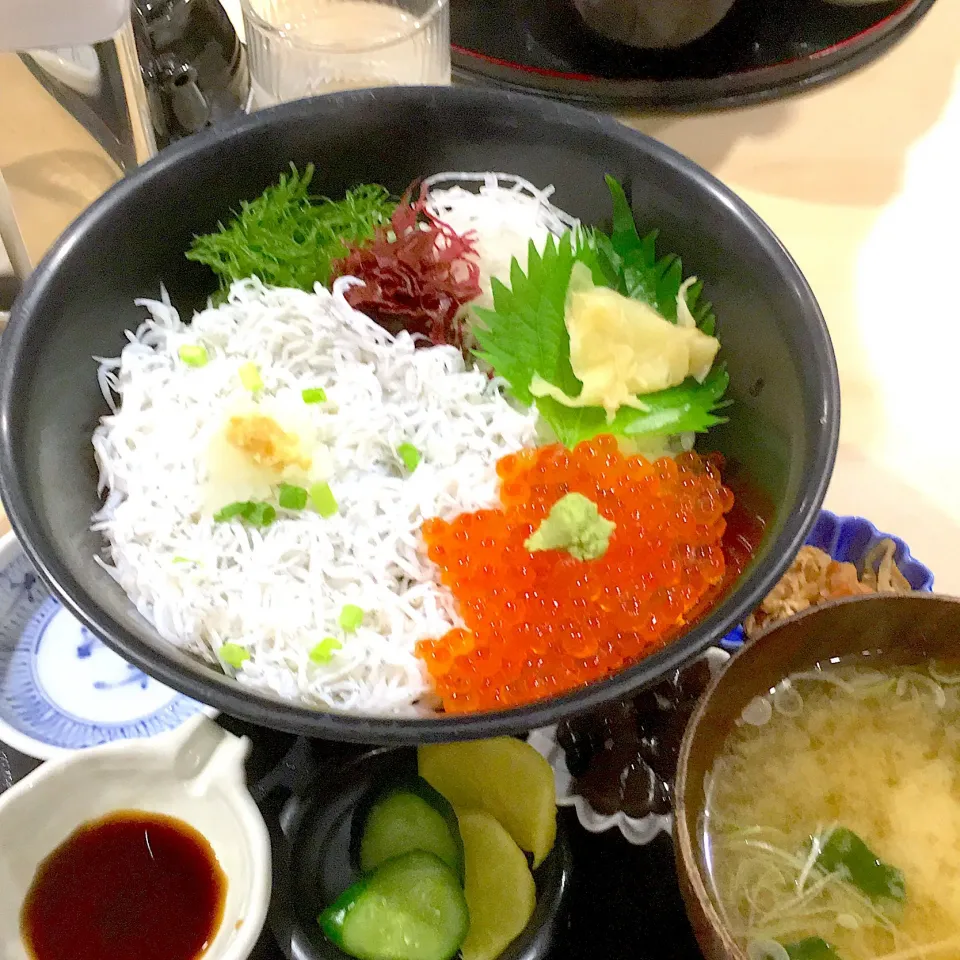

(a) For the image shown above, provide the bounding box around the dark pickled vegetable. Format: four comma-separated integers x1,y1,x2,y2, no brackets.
574,743,671,818
556,657,714,819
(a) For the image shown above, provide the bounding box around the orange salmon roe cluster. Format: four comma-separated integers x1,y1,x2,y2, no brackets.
416,435,734,713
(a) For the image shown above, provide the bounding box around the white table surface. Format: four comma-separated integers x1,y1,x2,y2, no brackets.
622,0,960,593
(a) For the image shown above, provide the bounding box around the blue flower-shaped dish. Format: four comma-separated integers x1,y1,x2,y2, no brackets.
720,510,935,650
0,532,212,758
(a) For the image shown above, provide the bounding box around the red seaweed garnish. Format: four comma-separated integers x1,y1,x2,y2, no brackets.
331,185,482,347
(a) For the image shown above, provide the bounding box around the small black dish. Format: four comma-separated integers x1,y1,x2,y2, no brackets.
451,0,936,110
266,745,574,960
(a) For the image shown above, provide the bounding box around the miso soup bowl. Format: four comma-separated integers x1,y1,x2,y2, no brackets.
673,592,960,960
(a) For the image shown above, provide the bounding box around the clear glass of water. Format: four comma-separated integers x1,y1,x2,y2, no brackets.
242,0,450,109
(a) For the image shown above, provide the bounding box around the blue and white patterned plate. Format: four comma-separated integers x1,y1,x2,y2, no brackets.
0,533,213,759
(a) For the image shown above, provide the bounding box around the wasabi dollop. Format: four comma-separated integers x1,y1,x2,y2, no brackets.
524,492,616,561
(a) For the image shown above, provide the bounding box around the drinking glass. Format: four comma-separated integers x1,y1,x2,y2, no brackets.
242,0,450,109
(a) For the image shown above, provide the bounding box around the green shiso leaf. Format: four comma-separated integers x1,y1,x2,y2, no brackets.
471,177,728,447
587,175,717,335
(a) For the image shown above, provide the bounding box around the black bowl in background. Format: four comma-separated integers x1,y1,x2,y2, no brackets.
0,86,839,742
269,746,574,960
451,0,932,111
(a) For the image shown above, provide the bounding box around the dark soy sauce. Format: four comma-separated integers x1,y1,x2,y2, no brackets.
20,809,227,960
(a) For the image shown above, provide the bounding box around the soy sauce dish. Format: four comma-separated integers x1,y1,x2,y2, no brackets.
0,715,270,960
675,594,960,960
270,738,572,960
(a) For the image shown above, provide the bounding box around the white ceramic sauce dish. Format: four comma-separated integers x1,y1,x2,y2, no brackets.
0,714,271,959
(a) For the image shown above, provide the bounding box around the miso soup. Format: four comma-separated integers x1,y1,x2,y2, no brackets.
702,661,960,960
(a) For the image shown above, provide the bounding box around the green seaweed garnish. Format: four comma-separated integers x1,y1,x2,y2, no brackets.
815,827,906,905
187,165,396,295
783,938,843,960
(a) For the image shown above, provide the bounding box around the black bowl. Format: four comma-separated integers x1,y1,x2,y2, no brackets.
269,746,573,960
0,86,839,742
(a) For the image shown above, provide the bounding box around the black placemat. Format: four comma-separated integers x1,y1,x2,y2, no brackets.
0,721,703,960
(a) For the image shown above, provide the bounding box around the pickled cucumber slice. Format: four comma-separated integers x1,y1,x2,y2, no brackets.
319,851,469,960
359,779,464,882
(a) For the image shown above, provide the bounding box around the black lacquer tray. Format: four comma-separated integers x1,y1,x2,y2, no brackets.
450,0,937,110
0,717,701,960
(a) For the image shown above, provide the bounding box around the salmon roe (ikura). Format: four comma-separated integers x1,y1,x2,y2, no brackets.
416,435,734,714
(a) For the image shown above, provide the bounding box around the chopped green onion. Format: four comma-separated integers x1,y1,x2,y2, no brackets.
213,500,275,526
310,482,338,518
214,500,255,523
178,344,209,367
247,502,277,527
339,604,364,632
397,442,421,473
219,643,250,668
172,555,195,565
309,637,342,664
302,387,327,404
239,361,263,392
278,482,308,511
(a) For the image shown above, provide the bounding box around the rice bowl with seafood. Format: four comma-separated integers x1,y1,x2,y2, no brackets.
91,170,745,717
0,87,840,736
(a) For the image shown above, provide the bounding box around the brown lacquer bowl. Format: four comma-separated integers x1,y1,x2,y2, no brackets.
673,592,960,959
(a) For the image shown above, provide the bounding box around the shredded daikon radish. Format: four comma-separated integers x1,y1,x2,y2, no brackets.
423,172,579,309
92,277,537,715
